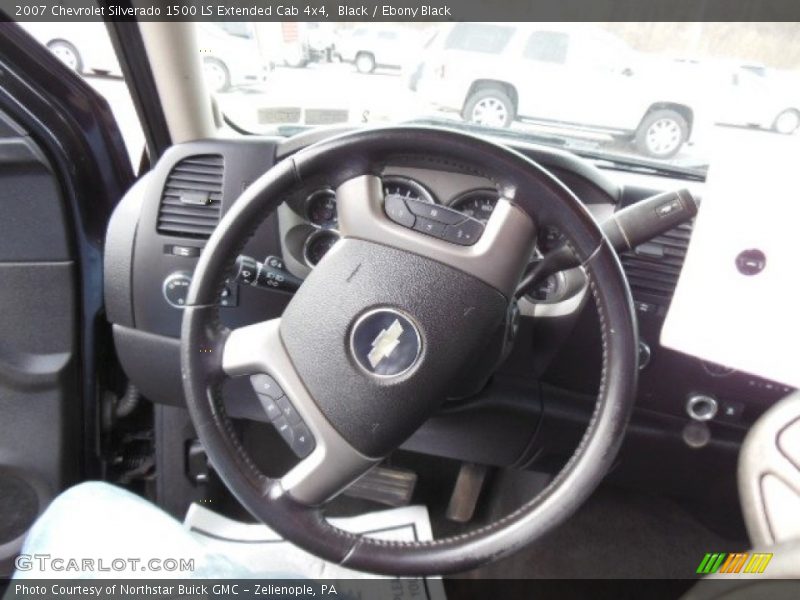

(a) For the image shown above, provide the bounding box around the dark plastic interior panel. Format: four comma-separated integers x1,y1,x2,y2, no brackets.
127,138,288,338
0,263,79,492
0,115,80,506
104,176,146,328
113,324,269,418
0,138,71,261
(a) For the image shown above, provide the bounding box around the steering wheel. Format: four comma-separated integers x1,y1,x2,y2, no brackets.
181,127,637,575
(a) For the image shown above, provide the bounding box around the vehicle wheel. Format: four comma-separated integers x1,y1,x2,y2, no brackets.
634,109,688,158
203,58,230,93
284,53,308,68
355,53,376,74
772,109,800,135
463,87,515,129
47,40,83,73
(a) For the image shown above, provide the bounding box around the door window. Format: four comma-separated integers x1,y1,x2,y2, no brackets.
444,23,514,54
522,31,569,64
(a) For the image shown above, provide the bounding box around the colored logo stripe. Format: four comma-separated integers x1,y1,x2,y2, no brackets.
697,553,726,574
719,553,748,573
696,552,772,574
744,553,773,574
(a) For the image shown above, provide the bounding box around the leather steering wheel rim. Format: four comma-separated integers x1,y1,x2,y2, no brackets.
181,126,638,575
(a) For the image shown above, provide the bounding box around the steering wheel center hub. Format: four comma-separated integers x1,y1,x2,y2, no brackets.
350,308,422,378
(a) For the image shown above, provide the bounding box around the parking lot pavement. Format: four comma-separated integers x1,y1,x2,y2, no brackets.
85,63,795,174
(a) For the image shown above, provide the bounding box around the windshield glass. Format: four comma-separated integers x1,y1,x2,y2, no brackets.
207,21,800,176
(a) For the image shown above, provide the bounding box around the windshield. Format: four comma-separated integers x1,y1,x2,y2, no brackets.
206,21,800,176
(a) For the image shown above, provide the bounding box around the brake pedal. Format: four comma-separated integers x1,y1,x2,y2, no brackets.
343,466,417,507
446,462,488,523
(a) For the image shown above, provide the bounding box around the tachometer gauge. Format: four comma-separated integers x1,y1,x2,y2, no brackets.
305,188,338,229
382,176,435,204
449,189,498,224
303,229,340,267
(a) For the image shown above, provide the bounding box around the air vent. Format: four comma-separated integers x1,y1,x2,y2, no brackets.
157,155,224,238
620,220,693,305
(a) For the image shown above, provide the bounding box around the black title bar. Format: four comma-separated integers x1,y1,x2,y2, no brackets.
3,0,800,22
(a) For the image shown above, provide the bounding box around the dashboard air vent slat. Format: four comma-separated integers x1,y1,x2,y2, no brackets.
620,219,694,305
157,155,224,239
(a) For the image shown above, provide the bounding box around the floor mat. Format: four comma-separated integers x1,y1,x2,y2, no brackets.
185,504,446,599
458,475,748,580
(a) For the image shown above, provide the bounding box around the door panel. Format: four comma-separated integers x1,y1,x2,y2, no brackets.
0,108,79,572
0,22,135,575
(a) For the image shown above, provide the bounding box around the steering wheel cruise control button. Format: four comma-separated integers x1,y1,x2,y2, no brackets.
383,194,486,245
405,198,464,225
413,217,446,237
384,195,415,228
250,374,283,399
443,219,484,246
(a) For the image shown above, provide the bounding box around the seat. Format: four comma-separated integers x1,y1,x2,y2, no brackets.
684,391,800,598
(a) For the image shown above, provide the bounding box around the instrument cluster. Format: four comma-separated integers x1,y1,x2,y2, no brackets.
300,176,438,267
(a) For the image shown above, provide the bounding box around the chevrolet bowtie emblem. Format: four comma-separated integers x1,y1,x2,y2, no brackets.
367,319,404,368
350,309,422,378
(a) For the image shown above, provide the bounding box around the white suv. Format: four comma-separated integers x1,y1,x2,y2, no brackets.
336,26,422,74
415,23,709,158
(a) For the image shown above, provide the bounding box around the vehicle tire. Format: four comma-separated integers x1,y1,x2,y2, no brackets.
47,40,83,73
634,109,689,159
463,87,515,129
284,54,308,68
772,109,800,135
355,53,376,74
203,58,230,93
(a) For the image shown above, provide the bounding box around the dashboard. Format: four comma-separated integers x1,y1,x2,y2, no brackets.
104,127,793,503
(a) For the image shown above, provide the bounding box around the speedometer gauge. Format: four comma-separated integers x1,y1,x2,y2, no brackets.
382,176,435,204
450,189,498,224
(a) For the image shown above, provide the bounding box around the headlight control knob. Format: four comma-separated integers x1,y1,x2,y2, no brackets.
163,271,192,308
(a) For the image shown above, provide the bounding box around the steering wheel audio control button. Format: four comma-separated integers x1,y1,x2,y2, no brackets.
274,416,316,458
384,195,415,228
250,374,283,399
290,423,315,458
277,396,302,425
442,219,484,246
258,396,282,421
274,417,294,443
